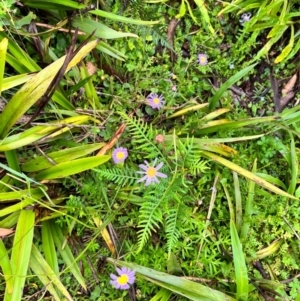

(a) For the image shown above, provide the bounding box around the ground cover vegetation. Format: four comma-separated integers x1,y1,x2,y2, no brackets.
0,0,300,300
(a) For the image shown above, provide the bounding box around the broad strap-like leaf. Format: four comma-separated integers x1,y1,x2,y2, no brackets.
202,150,297,200
50,223,87,290
107,258,236,301
208,63,257,110
230,220,249,301
30,244,73,301
6,210,35,301
0,39,99,138
35,155,110,180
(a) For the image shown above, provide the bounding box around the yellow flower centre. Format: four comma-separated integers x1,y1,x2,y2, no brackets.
153,97,160,104
146,167,157,177
116,152,125,159
117,274,129,285
200,57,206,63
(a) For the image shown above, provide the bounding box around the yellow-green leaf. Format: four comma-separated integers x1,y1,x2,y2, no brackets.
201,151,297,199
30,245,73,301
274,25,294,63
35,155,110,180
0,240,13,294
50,223,86,290
175,0,186,19
89,9,159,25
168,103,208,118
0,39,99,138
72,17,138,40
230,220,248,301
8,210,35,301
0,38,8,94
22,143,104,172
194,0,215,34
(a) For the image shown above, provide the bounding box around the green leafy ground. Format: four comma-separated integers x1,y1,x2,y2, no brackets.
0,0,300,300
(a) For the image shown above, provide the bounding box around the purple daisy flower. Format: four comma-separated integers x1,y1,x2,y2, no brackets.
137,158,167,186
198,53,208,66
112,147,128,164
146,93,165,110
110,267,136,290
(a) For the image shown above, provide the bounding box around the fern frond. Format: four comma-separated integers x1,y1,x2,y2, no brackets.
119,113,166,161
94,167,138,187
176,136,209,175
190,159,208,176
136,177,191,253
137,194,163,252
137,26,174,51
121,0,145,18
165,203,182,255
150,26,174,51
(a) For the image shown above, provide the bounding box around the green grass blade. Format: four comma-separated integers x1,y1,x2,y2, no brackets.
79,63,101,109
30,245,73,301
233,172,242,234
0,240,13,294
254,172,286,190
240,159,257,240
50,223,86,290
52,90,75,110
8,210,35,301
22,0,85,9
288,134,297,195
0,198,36,218
0,32,40,72
35,155,110,180
0,39,99,138
150,288,173,301
72,17,138,39
107,258,236,301
175,134,264,144
194,0,215,34
96,42,126,60
5,150,20,172
0,211,20,228
0,188,44,202
230,219,248,301
252,25,288,63
22,143,104,172
208,63,257,110
201,151,297,199
0,162,42,186
167,103,208,119
42,221,59,274
0,37,8,94
29,252,61,301
89,9,159,25
275,25,294,63
221,181,235,221
2,73,35,92
5,150,21,186
0,126,58,151
194,116,277,135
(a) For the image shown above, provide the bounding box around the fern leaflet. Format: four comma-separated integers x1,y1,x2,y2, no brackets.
94,167,138,187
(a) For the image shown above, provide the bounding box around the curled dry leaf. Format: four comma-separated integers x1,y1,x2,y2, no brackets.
282,73,297,96
0,228,14,238
280,91,295,109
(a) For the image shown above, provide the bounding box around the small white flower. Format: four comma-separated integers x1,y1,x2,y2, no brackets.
239,12,252,25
